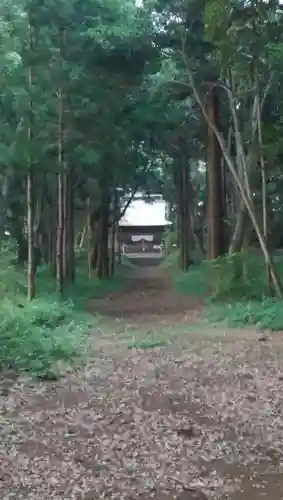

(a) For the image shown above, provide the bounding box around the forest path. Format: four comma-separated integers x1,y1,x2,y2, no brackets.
87,261,202,327
1,262,283,499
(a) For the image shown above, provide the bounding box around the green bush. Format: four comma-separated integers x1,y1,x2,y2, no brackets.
0,241,124,377
171,250,278,301
206,298,283,331
171,248,283,330
0,298,91,377
208,250,269,300
173,264,209,297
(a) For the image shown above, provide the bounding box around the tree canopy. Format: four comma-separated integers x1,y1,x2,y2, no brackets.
0,0,283,298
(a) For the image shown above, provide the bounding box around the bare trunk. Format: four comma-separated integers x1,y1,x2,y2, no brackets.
188,204,204,257
62,170,74,282
50,192,57,277
56,172,64,295
56,84,64,295
27,171,35,300
181,162,190,270
110,189,118,276
68,168,75,282
27,34,35,301
229,202,246,253
87,197,93,279
79,224,87,249
62,172,68,280
256,89,271,288
174,158,191,270
110,217,116,277
207,86,225,260
97,189,110,280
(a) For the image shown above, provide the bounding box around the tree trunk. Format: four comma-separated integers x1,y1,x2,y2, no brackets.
68,168,75,282
50,192,57,277
27,171,35,300
62,172,68,280
91,225,99,270
207,86,225,260
56,82,64,295
79,224,87,249
174,160,191,271
62,170,74,282
229,202,246,253
27,28,35,301
256,89,271,288
56,172,64,295
87,196,93,279
110,217,116,277
97,189,110,280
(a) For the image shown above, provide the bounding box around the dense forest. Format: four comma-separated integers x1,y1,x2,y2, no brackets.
1,0,283,315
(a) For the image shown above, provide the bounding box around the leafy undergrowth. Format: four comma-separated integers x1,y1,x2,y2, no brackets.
0,244,125,378
0,298,93,378
206,298,283,331
168,248,283,331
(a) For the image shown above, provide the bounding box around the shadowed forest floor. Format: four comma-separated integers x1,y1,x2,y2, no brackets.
1,264,283,499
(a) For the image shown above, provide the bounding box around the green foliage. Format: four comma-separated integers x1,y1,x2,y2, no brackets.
160,248,179,269
161,248,203,270
0,298,91,377
171,250,281,302
172,248,283,330
208,250,269,301
206,299,283,331
174,266,208,297
0,244,123,377
163,229,177,252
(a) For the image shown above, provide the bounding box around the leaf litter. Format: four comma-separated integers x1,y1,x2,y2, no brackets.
1,332,283,499
1,264,283,500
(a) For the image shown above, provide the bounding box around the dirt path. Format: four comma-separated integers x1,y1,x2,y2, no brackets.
88,265,202,325
1,265,283,499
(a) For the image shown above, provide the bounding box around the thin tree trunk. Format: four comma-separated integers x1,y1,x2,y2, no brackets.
27,171,35,300
110,217,116,277
181,162,190,270
62,171,68,280
110,189,118,276
87,196,93,279
50,192,57,277
68,167,75,282
97,189,110,280
79,224,87,248
27,31,35,301
256,89,271,288
207,86,225,260
56,84,64,295
91,225,99,270
56,173,64,295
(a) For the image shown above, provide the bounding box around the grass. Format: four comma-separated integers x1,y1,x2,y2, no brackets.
165,248,283,331
0,244,125,378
